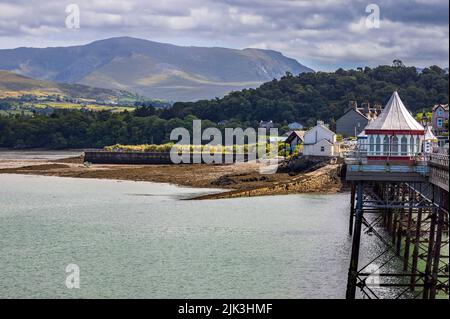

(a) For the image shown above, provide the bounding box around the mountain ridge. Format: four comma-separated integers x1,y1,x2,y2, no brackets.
0,37,313,101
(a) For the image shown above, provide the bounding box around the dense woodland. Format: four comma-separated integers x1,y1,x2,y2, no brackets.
166,64,448,126
0,64,448,149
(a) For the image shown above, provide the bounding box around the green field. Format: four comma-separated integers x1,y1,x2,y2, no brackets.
27,102,135,112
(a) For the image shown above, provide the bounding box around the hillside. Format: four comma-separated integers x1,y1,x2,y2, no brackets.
0,70,136,102
0,70,59,96
1,64,447,149
164,65,449,127
0,37,313,101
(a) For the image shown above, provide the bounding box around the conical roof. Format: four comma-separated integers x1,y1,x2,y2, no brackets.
424,125,438,141
365,91,424,131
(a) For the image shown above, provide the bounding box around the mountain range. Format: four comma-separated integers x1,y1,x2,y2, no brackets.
0,37,313,102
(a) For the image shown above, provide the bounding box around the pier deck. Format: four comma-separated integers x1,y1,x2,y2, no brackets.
344,149,449,299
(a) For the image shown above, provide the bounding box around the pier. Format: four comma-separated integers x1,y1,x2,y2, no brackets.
344,92,449,299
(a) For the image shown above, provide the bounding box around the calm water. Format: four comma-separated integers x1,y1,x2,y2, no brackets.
0,174,397,298
0,149,83,161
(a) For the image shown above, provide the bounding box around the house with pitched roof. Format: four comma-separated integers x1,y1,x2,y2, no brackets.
431,104,449,135
336,101,380,137
285,130,305,155
303,121,340,156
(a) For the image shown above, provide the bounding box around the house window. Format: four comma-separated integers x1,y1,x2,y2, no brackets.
437,118,443,127
320,146,325,152
437,109,443,116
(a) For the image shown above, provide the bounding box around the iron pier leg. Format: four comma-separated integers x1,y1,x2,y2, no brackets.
346,181,364,299
403,195,413,271
423,204,437,299
396,212,403,256
387,209,393,235
396,186,406,256
392,212,398,246
349,183,355,235
382,184,388,228
410,208,422,292
430,207,444,299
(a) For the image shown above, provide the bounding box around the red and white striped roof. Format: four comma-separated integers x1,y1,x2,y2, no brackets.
365,91,424,132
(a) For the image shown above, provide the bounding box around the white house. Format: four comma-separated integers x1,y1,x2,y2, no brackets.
304,138,337,156
303,121,339,156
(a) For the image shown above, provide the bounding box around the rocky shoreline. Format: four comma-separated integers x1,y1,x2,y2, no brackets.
191,164,344,200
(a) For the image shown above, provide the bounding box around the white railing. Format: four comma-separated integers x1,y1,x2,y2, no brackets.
364,141,421,157
428,147,449,169
344,142,426,165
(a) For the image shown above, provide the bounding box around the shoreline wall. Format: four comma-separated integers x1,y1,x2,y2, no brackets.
84,151,252,164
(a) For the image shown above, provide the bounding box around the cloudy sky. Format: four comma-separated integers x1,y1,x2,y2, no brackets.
0,0,448,71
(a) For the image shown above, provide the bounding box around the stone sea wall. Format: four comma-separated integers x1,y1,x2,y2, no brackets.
84,151,251,164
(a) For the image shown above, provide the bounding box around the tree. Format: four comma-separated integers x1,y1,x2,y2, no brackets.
134,106,156,117
393,59,404,67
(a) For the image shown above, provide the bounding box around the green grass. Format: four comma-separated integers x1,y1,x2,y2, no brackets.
26,102,135,112
104,142,284,155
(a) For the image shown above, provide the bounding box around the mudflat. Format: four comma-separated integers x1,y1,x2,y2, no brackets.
0,155,344,199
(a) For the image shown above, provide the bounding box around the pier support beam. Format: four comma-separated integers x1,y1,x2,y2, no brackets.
410,208,422,291
403,191,413,271
344,164,449,299
430,207,444,299
346,181,363,299
392,212,398,248
423,205,437,299
396,212,403,255
349,183,355,235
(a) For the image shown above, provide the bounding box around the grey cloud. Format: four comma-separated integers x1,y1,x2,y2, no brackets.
0,0,447,70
